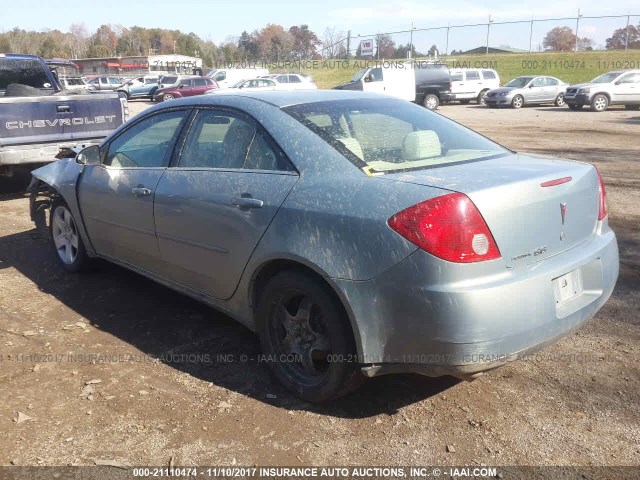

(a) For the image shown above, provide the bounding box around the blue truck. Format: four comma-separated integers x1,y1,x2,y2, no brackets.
0,53,129,179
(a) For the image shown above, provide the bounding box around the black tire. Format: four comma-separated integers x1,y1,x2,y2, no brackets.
422,94,439,110
49,200,90,273
511,94,524,109
554,93,565,107
590,94,609,112
116,90,128,99
256,271,364,402
162,93,174,102
4,83,52,97
624,104,640,111
568,104,583,110
477,89,489,105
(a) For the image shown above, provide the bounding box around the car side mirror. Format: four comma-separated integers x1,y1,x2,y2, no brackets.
614,81,621,85
76,145,101,166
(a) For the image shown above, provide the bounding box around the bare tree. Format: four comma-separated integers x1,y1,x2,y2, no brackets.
322,27,346,59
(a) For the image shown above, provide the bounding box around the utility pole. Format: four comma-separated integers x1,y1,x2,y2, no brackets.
625,15,631,51
409,22,416,60
486,15,493,55
529,18,534,54
346,30,351,59
574,8,583,52
445,24,450,56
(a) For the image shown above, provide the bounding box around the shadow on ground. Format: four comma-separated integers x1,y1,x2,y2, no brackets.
0,227,458,418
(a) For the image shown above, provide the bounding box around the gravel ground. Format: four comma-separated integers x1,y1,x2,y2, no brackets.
0,100,638,468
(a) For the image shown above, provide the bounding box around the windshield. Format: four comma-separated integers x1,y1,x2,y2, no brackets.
350,68,368,83
590,72,621,84
504,77,534,88
160,76,178,85
230,80,245,88
284,98,508,174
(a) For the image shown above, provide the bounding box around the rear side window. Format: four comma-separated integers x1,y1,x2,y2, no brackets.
544,77,559,86
450,73,463,81
289,75,302,83
482,70,496,79
194,78,207,86
0,58,52,89
465,71,480,80
178,109,293,171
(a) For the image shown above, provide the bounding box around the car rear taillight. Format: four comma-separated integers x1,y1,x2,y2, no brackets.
387,193,501,263
596,167,607,220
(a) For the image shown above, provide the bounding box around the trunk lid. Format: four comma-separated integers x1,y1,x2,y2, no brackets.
383,154,599,267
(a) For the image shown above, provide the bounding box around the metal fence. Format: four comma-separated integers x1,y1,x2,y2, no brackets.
324,12,640,58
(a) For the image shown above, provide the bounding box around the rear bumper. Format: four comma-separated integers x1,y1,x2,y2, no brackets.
334,223,619,378
0,139,102,166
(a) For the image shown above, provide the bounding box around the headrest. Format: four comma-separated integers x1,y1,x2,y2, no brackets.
402,130,441,160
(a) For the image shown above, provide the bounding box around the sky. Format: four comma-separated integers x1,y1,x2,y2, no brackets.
1,0,639,53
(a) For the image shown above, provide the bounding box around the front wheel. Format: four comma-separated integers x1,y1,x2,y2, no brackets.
422,94,440,110
511,95,524,109
590,94,609,112
50,201,90,273
256,271,363,402
477,90,488,105
554,93,565,107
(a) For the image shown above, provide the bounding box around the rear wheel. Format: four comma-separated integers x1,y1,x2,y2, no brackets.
422,94,440,110
511,95,524,109
568,103,583,110
554,93,565,107
50,201,90,273
116,90,128,99
163,93,174,101
590,94,609,112
256,271,363,402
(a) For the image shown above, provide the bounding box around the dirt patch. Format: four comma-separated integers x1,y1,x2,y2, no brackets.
0,102,638,467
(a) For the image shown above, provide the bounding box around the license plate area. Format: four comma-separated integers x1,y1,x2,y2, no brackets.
553,269,583,307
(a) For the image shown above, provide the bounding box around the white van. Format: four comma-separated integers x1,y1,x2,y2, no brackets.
207,68,269,89
449,68,500,104
333,63,416,102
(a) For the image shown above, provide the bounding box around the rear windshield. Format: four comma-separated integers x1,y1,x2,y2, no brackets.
284,98,508,174
0,57,52,90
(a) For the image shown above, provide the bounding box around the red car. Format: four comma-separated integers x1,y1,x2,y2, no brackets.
153,76,218,102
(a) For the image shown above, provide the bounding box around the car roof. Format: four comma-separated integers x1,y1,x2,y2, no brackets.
177,89,395,108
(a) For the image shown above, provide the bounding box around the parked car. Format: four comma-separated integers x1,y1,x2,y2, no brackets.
59,76,93,93
333,64,416,102
264,73,317,90
414,62,452,110
205,78,278,94
153,76,218,102
206,68,269,89
564,70,640,112
29,90,618,402
117,76,160,100
485,76,568,108
88,76,124,93
448,68,500,105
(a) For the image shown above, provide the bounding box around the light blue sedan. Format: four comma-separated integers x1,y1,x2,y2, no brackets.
29,91,619,402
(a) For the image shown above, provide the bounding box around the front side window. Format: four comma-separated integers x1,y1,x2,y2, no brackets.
285,98,508,174
466,71,480,80
214,71,226,81
617,73,640,84
104,110,188,168
368,68,383,81
276,75,288,83
178,109,292,171
531,77,545,87
505,77,533,88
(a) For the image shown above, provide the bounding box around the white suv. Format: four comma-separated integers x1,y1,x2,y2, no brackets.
564,70,640,112
449,68,500,105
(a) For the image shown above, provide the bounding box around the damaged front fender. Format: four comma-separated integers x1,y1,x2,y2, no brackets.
28,158,95,256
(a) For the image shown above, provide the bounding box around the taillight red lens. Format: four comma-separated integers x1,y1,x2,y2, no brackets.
388,193,501,263
596,167,607,220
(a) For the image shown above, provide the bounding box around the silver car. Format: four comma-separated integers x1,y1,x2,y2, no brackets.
485,76,568,108
29,91,619,402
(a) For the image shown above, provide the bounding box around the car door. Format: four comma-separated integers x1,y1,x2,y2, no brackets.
178,79,194,96
191,77,209,95
613,72,640,103
153,107,299,299
527,77,545,102
464,70,482,97
542,77,561,102
77,108,191,273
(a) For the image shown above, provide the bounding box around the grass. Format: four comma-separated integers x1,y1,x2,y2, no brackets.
269,50,640,89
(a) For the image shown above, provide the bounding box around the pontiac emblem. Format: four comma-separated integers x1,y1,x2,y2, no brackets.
560,202,567,225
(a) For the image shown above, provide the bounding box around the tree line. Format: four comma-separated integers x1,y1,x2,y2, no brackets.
0,22,638,66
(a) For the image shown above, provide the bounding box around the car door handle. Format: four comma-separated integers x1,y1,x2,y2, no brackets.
57,105,70,113
231,196,264,209
132,186,152,196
